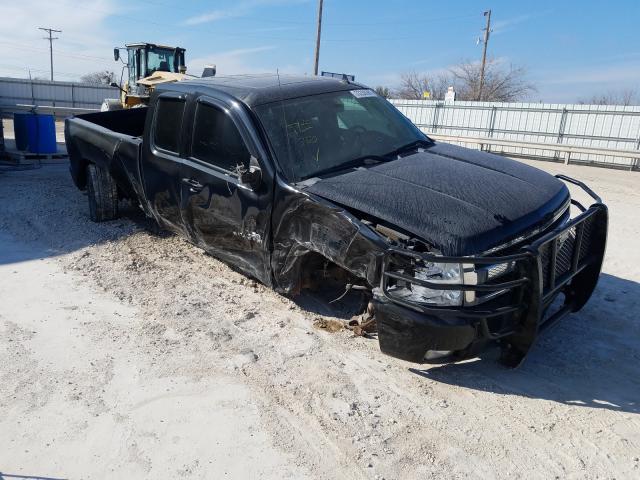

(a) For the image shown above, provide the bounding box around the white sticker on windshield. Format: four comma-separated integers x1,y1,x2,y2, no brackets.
350,89,377,98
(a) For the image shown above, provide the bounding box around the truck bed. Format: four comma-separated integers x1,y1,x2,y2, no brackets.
65,108,147,198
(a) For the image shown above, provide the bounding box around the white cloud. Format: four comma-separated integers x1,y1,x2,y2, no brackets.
183,10,236,26
0,0,120,80
491,10,553,35
215,46,278,57
491,14,533,35
182,0,311,26
186,45,309,77
531,59,640,102
0,0,310,81
540,62,640,86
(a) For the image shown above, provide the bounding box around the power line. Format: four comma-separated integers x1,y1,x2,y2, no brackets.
65,1,478,39
131,0,476,26
38,27,62,81
0,63,82,79
315,13,478,27
0,41,113,63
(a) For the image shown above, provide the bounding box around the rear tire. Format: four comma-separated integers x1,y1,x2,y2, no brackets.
86,163,119,222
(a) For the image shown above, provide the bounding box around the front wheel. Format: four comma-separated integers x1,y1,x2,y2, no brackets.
86,163,119,222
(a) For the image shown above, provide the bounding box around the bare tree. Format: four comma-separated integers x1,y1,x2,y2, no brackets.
579,89,639,106
395,71,450,100
396,59,535,102
80,71,116,85
450,59,535,102
375,86,391,98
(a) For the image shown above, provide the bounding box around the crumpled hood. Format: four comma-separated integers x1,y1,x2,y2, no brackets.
304,142,569,256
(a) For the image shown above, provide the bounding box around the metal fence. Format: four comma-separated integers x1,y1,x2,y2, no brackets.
391,99,640,170
0,76,118,116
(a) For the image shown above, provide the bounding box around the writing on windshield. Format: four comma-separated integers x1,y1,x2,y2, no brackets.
255,90,427,181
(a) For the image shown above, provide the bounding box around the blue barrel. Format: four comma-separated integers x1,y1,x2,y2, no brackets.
13,112,31,151
26,114,57,154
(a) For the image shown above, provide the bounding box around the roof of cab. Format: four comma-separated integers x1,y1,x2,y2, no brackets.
155,73,367,107
125,42,185,50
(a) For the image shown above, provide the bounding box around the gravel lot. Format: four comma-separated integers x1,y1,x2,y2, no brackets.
1,159,639,479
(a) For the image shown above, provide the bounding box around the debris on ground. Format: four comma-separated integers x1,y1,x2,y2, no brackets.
313,317,345,332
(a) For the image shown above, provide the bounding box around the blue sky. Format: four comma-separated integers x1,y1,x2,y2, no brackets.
1,0,639,102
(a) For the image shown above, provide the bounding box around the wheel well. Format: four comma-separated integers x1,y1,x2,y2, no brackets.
78,161,127,199
293,252,371,318
297,252,362,292
75,159,91,190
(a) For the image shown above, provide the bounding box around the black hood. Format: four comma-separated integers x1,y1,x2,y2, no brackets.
304,142,569,256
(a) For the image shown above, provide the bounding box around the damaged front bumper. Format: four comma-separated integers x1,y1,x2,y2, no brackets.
374,175,609,367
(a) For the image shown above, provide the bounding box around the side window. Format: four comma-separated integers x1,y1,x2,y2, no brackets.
153,97,185,153
191,102,251,173
128,49,136,85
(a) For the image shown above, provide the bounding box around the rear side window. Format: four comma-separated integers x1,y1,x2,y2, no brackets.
153,97,185,153
191,102,251,173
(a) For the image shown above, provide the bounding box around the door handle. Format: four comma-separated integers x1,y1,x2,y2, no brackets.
182,178,204,193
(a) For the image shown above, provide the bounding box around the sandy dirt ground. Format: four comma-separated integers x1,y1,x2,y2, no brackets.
0,159,639,479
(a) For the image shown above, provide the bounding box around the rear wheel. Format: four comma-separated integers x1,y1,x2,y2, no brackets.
86,163,119,222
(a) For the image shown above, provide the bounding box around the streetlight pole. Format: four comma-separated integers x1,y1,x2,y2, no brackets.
313,0,324,75
38,27,62,81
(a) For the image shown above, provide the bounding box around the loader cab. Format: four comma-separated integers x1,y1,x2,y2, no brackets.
124,43,186,84
111,42,187,108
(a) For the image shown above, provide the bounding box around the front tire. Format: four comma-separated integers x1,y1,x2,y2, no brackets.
86,163,119,222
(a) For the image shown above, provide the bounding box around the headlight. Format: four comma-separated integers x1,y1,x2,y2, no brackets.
387,261,463,306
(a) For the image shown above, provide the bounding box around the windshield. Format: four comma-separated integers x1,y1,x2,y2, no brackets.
254,89,428,181
146,47,177,75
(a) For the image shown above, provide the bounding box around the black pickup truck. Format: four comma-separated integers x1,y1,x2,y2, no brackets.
65,74,608,366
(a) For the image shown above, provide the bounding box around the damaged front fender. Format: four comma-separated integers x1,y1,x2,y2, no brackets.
270,184,388,293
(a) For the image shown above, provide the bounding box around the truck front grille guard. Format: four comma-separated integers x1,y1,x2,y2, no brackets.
380,174,608,366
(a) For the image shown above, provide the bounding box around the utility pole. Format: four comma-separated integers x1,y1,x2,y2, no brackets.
477,10,491,101
38,27,62,81
313,0,324,75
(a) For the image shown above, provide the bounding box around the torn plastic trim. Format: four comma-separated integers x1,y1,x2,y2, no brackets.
270,188,389,294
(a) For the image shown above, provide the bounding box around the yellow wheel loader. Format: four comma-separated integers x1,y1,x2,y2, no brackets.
103,43,192,111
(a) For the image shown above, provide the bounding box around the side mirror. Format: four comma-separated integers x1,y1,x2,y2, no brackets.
109,82,119,88
113,48,120,62
240,165,262,191
202,65,216,78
